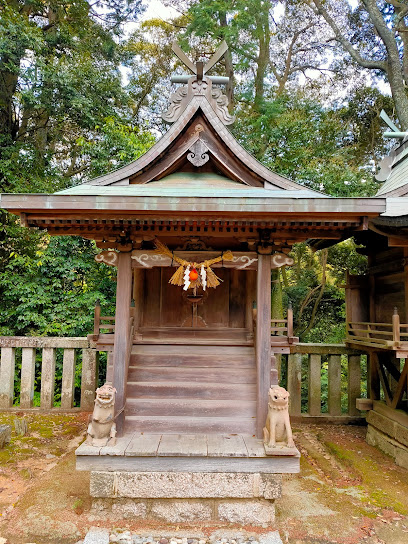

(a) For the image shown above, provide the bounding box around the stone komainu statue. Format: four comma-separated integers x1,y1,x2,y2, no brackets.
263,385,295,449
86,383,117,447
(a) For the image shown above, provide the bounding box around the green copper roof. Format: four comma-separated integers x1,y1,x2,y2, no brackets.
55,172,323,199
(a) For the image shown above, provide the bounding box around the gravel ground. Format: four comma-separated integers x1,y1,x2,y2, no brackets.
79,530,283,544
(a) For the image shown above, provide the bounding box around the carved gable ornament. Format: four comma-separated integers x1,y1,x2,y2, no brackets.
162,41,234,127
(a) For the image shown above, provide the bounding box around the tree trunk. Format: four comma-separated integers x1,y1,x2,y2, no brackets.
253,6,270,110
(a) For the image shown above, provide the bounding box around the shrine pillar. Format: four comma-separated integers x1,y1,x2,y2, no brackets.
256,253,272,438
112,250,133,436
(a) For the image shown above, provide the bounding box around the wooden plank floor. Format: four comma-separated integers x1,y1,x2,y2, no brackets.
77,433,266,458
76,433,300,473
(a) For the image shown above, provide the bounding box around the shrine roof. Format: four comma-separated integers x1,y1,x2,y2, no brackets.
376,139,408,197
55,172,325,199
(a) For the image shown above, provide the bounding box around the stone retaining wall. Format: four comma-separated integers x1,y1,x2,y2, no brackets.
90,471,282,525
366,407,408,470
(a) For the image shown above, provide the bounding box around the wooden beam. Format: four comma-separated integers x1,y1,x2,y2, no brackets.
377,357,392,406
112,251,133,436
391,359,408,409
255,253,271,438
369,352,381,400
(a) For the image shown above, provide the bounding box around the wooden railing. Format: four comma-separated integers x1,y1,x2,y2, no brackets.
0,337,101,411
92,301,137,343
346,308,408,350
271,305,294,341
0,336,368,421
252,306,297,345
283,343,367,422
93,300,115,339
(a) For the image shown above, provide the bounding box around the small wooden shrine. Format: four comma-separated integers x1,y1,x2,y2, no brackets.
0,43,389,522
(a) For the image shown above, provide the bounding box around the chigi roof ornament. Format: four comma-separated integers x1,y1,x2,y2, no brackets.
380,109,408,140
375,110,406,183
162,41,235,126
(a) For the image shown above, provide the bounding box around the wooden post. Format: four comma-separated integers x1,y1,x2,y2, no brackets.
369,352,380,400
287,353,302,416
61,348,76,409
328,354,342,416
308,354,321,416
287,304,294,340
20,347,36,408
348,354,361,416
393,307,400,345
93,299,101,338
40,347,56,409
0,348,16,408
106,351,114,382
80,349,99,411
113,251,133,436
255,254,272,438
245,270,256,333
133,268,143,335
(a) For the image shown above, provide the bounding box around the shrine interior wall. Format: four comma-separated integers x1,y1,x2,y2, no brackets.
139,268,254,329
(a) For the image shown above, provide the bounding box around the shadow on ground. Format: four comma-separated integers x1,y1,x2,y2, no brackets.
0,415,407,544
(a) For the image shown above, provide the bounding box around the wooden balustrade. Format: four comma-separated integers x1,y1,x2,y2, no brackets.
271,307,295,343
283,343,367,422
0,335,368,421
0,337,102,411
346,308,408,351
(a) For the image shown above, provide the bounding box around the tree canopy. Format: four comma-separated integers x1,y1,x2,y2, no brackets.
0,0,403,344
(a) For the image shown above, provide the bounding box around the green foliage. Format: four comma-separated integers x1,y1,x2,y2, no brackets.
0,0,148,192
233,92,384,196
78,116,155,179
284,240,367,343
0,235,115,336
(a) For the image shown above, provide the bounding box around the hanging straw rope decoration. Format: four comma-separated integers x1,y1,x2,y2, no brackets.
154,238,233,290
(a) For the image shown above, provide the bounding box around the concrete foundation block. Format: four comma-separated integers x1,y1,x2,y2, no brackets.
259,474,282,500
150,500,213,522
367,425,396,458
91,471,282,500
366,410,396,437
395,421,408,448
90,472,116,498
367,424,408,470
395,448,408,470
111,499,147,519
217,499,275,525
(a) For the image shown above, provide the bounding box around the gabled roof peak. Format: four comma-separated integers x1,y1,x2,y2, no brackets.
162,75,234,126
163,41,234,126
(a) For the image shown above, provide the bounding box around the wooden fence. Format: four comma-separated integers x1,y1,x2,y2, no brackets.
0,337,367,421
284,343,367,422
0,337,101,411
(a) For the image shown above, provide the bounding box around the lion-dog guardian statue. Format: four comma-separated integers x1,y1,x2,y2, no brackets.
263,385,295,453
86,383,117,447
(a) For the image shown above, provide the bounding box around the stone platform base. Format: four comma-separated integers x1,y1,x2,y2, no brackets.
90,471,282,525
91,497,276,524
366,401,408,470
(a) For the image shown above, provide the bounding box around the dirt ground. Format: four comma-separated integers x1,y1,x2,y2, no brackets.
0,414,407,544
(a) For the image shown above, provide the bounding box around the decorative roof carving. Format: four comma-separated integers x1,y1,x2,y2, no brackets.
162,41,234,126
187,139,209,167
211,86,234,125
162,76,234,125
